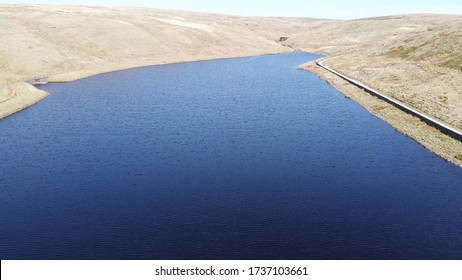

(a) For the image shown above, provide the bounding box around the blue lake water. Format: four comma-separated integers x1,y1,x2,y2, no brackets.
1,52,462,259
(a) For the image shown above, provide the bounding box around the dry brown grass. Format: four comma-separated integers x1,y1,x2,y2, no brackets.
0,4,323,81
0,4,324,116
287,14,462,131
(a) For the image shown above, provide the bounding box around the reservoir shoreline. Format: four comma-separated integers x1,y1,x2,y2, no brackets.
2,50,461,168
1,5,460,168
315,59,462,141
302,60,462,168
0,50,292,120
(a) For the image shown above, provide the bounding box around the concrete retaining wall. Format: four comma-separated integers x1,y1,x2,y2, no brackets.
316,60,462,142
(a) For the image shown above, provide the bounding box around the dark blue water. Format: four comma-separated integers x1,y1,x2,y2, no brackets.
1,52,461,259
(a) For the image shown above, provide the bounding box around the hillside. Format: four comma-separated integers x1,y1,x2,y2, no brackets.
0,4,323,118
288,14,462,130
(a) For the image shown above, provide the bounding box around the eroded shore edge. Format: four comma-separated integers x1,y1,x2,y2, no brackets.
0,81,48,120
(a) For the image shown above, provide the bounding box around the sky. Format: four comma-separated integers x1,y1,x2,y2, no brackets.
2,0,462,19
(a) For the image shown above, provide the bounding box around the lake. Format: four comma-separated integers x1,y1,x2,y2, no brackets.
1,52,461,259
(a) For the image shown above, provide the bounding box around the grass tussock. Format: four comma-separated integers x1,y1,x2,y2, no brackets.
439,57,462,71
386,46,419,58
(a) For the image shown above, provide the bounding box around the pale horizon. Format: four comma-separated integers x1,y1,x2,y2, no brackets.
2,0,462,19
